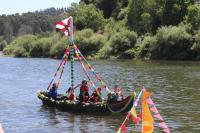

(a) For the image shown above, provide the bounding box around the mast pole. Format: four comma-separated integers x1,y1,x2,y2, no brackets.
69,16,74,88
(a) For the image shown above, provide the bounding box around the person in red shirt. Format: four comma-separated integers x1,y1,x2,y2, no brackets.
74,80,90,103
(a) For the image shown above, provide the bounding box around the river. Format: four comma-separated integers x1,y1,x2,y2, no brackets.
0,57,199,133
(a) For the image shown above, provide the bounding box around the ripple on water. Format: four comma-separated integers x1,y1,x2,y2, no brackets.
0,57,200,132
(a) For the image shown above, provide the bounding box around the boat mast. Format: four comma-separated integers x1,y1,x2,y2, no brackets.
69,16,74,88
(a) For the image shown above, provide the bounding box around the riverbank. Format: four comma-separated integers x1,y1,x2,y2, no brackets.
2,25,200,61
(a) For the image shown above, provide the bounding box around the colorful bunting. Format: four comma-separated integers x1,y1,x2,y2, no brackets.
153,114,164,121
47,48,69,90
131,107,137,118
163,128,170,133
150,106,159,114
134,90,143,107
159,122,168,129
145,96,170,133
121,124,126,133
74,44,112,93
142,90,154,133
146,97,154,105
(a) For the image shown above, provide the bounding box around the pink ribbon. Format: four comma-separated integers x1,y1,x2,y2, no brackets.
159,122,168,129
146,97,154,105
153,114,164,121
150,106,159,114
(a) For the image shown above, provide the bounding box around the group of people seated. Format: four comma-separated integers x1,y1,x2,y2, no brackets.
48,80,123,103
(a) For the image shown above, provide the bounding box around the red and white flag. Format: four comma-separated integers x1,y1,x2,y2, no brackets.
56,17,71,36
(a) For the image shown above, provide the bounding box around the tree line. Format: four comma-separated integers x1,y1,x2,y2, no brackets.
1,0,200,60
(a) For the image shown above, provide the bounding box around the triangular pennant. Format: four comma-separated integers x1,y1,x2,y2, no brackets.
163,128,170,133
142,90,154,133
159,122,168,129
121,124,126,133
139,111,142,120
146,97,154,105
133,116,139,124
153,114,164,121
150,106,159,114
131,107,137,118
126,112,131,121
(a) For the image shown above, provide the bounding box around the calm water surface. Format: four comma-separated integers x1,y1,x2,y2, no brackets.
0,57,200,133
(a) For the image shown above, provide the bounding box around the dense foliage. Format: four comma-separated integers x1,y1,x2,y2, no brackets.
1,0,200,60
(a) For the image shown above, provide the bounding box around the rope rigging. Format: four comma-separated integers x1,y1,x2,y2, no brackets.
47,16,115,99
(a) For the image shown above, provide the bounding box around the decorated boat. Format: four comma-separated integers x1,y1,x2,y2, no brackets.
37,16,135,114
37,91,134,113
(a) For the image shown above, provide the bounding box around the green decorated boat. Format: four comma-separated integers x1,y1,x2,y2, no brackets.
37,16,135,114
37,91,134,113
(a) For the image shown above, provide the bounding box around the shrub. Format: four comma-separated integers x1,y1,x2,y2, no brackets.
30,37,53,57
135,35,157,59
3,34,37,57
50,37,67,58
13,47,28,57
75,29,105,56
152,25,192,60
95,42,112,59
3,45,15,55
191,30,200,60
0,40,7,51
109,29,137,58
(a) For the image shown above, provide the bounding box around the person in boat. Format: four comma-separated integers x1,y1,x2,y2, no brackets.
107,85,124,102
114,85,124,101
65,87,76,100
48,83,58,99
74,80,90,103
89,87,102,103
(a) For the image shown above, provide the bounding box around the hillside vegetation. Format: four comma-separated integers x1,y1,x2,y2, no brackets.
1,0,200,60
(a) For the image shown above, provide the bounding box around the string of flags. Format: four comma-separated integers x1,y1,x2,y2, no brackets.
52,16,112,94
117,87,170,133
51,16,170,133
46,48,69,90
74,44,111,93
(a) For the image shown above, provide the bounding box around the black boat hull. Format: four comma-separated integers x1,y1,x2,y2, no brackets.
37,91,134,114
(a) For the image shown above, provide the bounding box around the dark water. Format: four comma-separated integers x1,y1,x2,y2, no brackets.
0,57,200,133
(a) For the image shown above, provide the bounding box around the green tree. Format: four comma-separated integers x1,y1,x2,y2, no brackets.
185,4,200,31
162,0,194,25
152,25,193,60
69,3,105,31
127,0,162,33
80,0,128,19
109,29,137,58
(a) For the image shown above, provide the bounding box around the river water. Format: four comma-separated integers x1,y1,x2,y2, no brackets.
0,57,199,133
